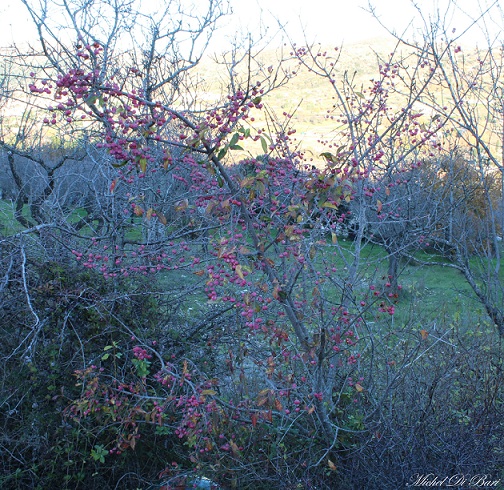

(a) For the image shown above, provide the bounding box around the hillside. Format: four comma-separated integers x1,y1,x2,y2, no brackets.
194,35,494,164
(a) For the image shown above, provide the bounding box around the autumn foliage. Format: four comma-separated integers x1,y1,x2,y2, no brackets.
2,1,504,488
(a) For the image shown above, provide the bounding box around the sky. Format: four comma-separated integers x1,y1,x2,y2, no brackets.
0,0,501,50
218,0,411,46
221,0,504,49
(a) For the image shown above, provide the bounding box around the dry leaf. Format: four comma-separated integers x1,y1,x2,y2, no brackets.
156,211,167,226
235,264,244,280
229,440,240,456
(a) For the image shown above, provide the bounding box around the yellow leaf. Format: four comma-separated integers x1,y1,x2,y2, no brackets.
157,211,167,226
229,440,240,456
420,329,429,340
129,435,136,450
163,150,171,170
240,176,255,188
328,459,337,471
322,201,338,209
355,383,364,392
175,199,188,212
257,396,268,407
331,232,338,244
235,264,244,280
133,205,144,216
377,200,383,213
139,157,147,173
201,389,217,396
146,208,153,220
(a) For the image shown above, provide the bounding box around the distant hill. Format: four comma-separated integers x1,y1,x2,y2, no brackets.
194,35,492,165
195,37,410,161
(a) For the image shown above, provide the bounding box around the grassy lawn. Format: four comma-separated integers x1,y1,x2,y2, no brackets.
0,200,31,235
1,199,500,335
310,237,494,332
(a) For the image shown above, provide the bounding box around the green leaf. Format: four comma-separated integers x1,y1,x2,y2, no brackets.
91,445,107,464
132,358,151,378
230,144,244,151
229,132,240,147
217,147,228,161
320,152,336,163
260,136,268,154
86,95,98,105
155,426,171,435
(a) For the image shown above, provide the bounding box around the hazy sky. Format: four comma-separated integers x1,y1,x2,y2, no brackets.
220,0,409,45
223,0,504,48
0,0,501,49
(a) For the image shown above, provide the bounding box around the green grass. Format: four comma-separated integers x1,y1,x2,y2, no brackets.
310,237,493,331
1,198,500,335
395,262,479,325
0,200,32,235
